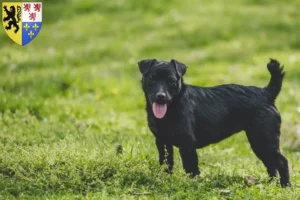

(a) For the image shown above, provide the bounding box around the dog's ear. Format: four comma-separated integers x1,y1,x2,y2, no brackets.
171,59,187,77
138,59,157,75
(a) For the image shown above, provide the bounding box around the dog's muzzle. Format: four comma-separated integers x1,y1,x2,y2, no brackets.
152,92,169,119
155,92,167,102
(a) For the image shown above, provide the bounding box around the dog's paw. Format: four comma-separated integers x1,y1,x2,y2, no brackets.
188,171,200,178
281,181,293,188
164,168,173,174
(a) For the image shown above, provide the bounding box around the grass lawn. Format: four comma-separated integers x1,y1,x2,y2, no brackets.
0,0,300,199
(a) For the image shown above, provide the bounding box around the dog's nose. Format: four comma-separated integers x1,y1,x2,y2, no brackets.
156,92,166,100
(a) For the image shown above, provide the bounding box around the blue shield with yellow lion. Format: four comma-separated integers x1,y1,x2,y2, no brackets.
2,2,42,46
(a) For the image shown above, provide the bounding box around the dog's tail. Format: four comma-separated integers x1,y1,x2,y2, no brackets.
265,58,285,101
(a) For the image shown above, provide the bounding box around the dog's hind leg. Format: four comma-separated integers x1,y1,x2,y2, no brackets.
245,109,291,187
246,137,291,187
245,136,278,179
276,152,291,187
179,147,200,177
156,138,174,173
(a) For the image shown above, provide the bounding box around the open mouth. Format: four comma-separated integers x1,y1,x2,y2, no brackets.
152,102,167,119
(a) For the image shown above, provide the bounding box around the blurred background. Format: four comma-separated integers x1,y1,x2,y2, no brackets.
1,0,300,167
0,0,300,197
1,0,299,141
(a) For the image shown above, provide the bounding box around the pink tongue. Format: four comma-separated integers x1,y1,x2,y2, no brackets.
152,103,167,119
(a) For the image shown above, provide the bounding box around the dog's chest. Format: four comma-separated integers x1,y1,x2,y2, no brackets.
148,116,194,147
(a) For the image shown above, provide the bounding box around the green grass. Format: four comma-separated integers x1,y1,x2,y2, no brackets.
0,0,300,199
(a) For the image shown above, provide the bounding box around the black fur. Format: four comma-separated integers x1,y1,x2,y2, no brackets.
138,58,291,187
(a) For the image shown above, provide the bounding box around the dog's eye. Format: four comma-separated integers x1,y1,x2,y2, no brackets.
168,79,176,86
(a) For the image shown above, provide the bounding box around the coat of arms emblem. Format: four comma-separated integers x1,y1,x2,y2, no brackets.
2,2,42,46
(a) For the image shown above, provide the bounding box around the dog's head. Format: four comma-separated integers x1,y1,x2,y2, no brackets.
138,59,187,119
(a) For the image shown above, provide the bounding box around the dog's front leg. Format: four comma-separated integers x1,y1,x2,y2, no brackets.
155,138,174,173
179,147,200,177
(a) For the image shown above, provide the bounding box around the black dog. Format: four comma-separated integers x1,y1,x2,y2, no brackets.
138,58,291,187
